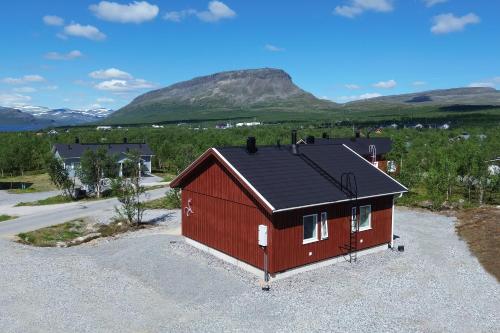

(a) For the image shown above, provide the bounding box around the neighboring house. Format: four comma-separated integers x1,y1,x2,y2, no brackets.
96,126,112,131
298,134,396,173
171,133,407,279
52,140,154,177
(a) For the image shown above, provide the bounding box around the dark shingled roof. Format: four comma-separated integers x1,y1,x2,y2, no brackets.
53,143,154,159
215,144,406,211
305,137,392,156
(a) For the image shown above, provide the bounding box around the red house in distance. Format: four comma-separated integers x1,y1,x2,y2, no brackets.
171,131,407,280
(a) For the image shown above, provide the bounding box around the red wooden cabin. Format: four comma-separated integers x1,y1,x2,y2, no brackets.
171,133,407,279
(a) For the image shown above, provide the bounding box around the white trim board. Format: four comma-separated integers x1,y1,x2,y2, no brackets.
185,237,389,281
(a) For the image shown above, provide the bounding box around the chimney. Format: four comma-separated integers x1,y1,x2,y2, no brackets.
246,137,257,154
74,137,80,144
291,130,299,155
306,135,315,144
123,137,128,143
355,129,361,138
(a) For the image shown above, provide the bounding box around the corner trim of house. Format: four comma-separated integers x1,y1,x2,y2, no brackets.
185,237,389,281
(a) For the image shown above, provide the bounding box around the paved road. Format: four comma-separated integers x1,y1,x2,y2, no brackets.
0,187,169,237
0,190,60,207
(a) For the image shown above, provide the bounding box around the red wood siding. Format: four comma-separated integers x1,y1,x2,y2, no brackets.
181,158,272,270
270,196,393,273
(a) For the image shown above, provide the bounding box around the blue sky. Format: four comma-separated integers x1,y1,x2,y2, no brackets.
0,0,498,110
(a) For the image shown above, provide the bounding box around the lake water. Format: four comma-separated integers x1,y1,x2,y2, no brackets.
0,124,44,132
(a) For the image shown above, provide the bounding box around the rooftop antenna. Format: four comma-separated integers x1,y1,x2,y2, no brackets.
369,144,377,165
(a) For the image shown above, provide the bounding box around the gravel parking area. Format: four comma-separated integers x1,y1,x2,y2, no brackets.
0,207,498,332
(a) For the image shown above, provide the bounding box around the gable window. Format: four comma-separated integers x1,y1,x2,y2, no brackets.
320,212,328,240
351,207,357,232
359,205,372,231
303,214,318,244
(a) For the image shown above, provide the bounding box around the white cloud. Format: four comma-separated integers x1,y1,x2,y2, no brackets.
468,77,500,88
469,82,495,88
89,1,159,23
94,79,155,92
89,68,133,80
164,1,236,23
337,92,382,102
197,1,236,22
423,0,447,7
335,0,393,18
43,15,64,26
164,10,196,22
63,23,106,40
373,79,397,89
431,13,480,34
45,50,83,60
96,97,115,103
0,93,32,107
345,84,361,89
265,44,285,52
12,87,37,93
2,75,45,85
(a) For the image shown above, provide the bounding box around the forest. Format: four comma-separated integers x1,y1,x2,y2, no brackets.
0,122,498,210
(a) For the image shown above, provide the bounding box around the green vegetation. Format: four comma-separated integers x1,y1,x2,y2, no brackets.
16,195,74,206
0,111,498,210
18,220,87,247
0,214,16,222
144,189,182,210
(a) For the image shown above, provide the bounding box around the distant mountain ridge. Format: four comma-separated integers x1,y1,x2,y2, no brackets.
345,87,500,110
0,105,114,131
105,68,337,124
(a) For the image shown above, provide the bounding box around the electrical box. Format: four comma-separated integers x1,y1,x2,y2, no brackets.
258,225,268,247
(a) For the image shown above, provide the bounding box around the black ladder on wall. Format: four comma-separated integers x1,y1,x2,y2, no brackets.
341,172,359,263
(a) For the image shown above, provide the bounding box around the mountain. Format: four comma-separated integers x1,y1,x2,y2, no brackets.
345,87,500,111
17,105,114,126
0,105,114,131
0,106,54,131
105,68,337,124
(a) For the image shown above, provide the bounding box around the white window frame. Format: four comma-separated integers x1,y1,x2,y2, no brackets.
302,214,318,244
351,207,357,232
359,205,372,231
320,212,328,240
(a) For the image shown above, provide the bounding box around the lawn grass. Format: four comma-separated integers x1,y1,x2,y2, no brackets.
15,195,74,207
144,190,181,209
18,219,87,247
1,173,57,193
0,214,16,222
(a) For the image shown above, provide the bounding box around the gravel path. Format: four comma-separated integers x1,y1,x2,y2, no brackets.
0,207,498,332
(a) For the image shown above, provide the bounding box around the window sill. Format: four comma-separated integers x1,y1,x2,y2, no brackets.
302,238,318,245
358,226,372,232
321,237,328,240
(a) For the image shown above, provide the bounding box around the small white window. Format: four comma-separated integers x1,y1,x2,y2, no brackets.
359,205,372,231
320,212,328,240
303,214,318,244
351,207,357,232
387,160,397,173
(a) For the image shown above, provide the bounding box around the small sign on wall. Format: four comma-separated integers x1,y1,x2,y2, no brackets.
258,225,268,247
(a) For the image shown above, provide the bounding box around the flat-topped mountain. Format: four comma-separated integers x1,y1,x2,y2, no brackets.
105,68,337,124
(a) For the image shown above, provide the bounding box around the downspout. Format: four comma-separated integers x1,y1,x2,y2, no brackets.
391,193,403,248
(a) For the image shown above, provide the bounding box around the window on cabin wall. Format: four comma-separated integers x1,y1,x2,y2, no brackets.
359,205,372,231
320,212,328,239
303,214,318,244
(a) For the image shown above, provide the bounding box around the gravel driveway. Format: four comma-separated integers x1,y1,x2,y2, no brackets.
0,207,498,332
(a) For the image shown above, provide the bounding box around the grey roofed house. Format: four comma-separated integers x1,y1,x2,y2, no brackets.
299,137,393,157
52,142,154,177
